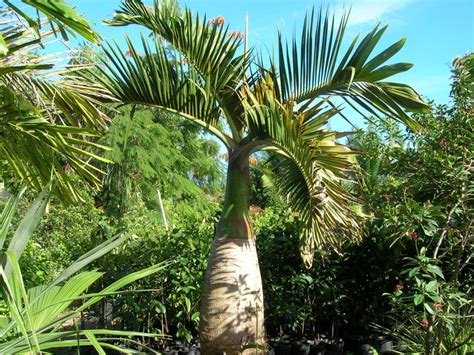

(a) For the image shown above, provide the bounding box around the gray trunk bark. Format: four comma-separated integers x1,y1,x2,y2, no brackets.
199,157,265,354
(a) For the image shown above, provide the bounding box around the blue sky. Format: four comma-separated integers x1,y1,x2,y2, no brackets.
74,0,473,106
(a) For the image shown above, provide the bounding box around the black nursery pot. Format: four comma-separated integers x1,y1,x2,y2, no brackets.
326,340,344,354
179,347,197,355
274,342,292,355
291,341,310,355
309,341,326,355
162,350,179,355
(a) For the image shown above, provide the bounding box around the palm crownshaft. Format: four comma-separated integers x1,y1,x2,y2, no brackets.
97,0,428,351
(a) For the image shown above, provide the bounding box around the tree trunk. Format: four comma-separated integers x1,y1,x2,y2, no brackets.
200,156,265,354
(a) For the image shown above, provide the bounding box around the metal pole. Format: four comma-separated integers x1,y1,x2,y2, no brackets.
157,188,169,231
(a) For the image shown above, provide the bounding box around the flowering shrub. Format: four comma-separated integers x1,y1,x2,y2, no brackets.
381,247,472,354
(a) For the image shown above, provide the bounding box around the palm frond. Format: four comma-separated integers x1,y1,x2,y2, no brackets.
106,0,249,139
238,81,362,267
93,35,235,147
28,271,103,331
3,0,100,44
0,6,111,202
274,7,428,130
3,184,50,277
0,186,26,250
0,192,170,353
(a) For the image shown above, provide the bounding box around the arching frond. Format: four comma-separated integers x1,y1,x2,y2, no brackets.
238,81,362,267
275,8,428,130
106,0,249,139
0,86,109,202
0,8,111,202
93,35,234,148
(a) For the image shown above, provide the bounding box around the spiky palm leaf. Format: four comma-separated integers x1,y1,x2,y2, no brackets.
273,9,427,129
0,3,110,202
105,0,250,141
92,36,233,146
98,0,428,264
237,79,361,265
0,189,170,353
2,0,100,45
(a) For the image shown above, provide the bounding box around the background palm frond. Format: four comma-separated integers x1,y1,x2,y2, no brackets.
0,5,110,202
2,0,100,44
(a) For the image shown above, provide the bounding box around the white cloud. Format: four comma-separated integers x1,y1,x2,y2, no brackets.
335,0,416,26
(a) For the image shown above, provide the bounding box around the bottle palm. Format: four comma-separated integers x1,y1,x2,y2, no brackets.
95,0,428,352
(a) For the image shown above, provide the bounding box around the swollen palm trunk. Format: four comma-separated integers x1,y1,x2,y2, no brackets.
200,236,264,353
200,159,265,354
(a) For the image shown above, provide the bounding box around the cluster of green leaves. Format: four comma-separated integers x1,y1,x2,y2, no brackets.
352,53,473,353
97,106,223,218
380,247,472,354
254,204,399,340
26,179,105,287
0,177,106,289
100,210,217,343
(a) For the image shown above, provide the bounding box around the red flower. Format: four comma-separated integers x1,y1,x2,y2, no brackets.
249,156,258,166
124,50,141,57
209,16,225,26
440,139,450,146
433,302,444,309
383,194,394,200
228,31,244,39
395,284,404,290
409,231,418,240
420,319,429,327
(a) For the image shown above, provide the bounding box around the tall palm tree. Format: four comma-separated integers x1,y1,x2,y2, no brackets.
0,1,110,202
95,0,428,352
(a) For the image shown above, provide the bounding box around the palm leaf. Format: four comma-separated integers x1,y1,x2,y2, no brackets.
27,271,103,331
0,251,40,352
0,186,27,250
0,4,111,203
2,330,162,353
4,0,100,44
105,0,249,139
0,216,168,354
93,35,235,147
238,81,362,267
3,184,51,277
274,7,428,130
